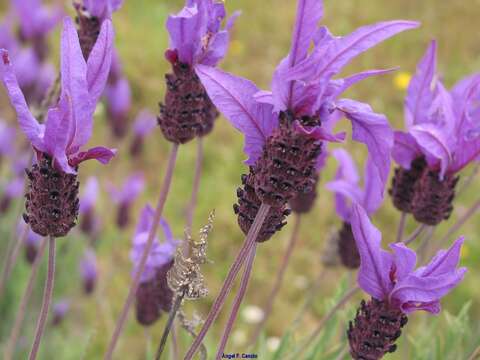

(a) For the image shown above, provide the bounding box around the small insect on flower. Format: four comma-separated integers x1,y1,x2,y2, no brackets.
326,149,385,269
348,204,466,360
130,205,180,326
197,0,418,241
158,0,240,144
0,17,115,237
391,40,480,225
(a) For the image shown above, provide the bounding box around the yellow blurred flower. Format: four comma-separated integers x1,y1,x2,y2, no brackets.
229,40,244,56
461,243,470,260
393,71,412,90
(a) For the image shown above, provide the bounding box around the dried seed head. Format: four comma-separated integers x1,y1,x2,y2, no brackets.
23,154,79,237
234,171,290,242
253,111,321,208
338,222,360,269
167,212,214,300
348,298,408,360
411,169,458,225
74,4,101,60
389,157,427,213
289,174,319,214
158,61,219,144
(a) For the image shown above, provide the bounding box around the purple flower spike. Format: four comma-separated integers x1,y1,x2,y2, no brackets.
351,203,466,312
52,299,70,326
0,17,116,174
348,203,466,359
12,0,63,41
166,0,240,67
390,41,480,224
107,173,145,228
80,0,124,21
80,248,98,294
18,218,43,264
130,110,156,157
130,205,180,284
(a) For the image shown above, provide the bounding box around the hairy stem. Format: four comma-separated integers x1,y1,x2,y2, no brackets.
105,144,179,360
287,286,360,360
403,224,427,245
396,212,407,243
155,292,185,360
29,236,56,360
249,215,302,345
184,203,271,360
216,244,257,359
4,237,47,360
185,138,203,233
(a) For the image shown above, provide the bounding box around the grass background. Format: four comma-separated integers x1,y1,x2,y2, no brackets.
1,0,480,358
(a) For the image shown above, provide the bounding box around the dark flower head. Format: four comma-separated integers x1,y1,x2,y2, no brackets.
130,110,156,156
165,0,240,67
392,40,480,179
0,17,116,174
107,173,144,228
80,248,98,294
52,299,70,326
196,0,418,195
351,203,466,314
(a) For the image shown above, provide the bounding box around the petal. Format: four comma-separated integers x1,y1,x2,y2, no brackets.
401,300,441,314
80,177,99,213
253,90,275,106
105,77,131,115
199,31,228,66
330,68,398,99
166,4,203,65
60,17,94,151
69,146,117,167
350,203,393,300
391,268,467,313
159,218,174,244
392,131,421,169
362,155,385,215
410,123,451,178
405,40,437,127
135,204,155,236
120,173,145,204
133,110,156,136
326,180,363,221
335,99,393,187
0,50,44,150
331,148,360,183
195,65,278,165
416,237,464,277
294,122,346,142
87,19,114,103
389,242,417,281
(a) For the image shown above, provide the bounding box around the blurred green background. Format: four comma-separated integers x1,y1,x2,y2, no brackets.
1,0,480,359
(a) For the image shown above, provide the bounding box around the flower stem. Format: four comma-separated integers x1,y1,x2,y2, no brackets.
0,218,29,300
29,236,56,360
439,198,480,248
403,224,427,245
248,214,302,345
467,344,480,360
105,143,179,360
4,237,47,360
216,243,257,359
184,138,203,255
184,203,271,360
286,286,360,360
155,291,185,360
396,212,407,243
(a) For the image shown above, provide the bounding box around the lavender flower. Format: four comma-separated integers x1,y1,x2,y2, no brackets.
129,110,156,157
107,173,144,229
157,0,239,143
80,248,98,294
391,40,480,225
51,299,70,326
0,119,16,162
79,177,101,237
348,204,466,359
130,205,180,326
18,218,43,264
104,51,132,138
326,150,384,268
0,17,115,237
197,0,417,241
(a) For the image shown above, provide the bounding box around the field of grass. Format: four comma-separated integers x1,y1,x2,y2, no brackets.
1,0,480,359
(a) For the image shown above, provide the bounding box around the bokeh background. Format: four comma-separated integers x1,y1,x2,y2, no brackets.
1,0,479,359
